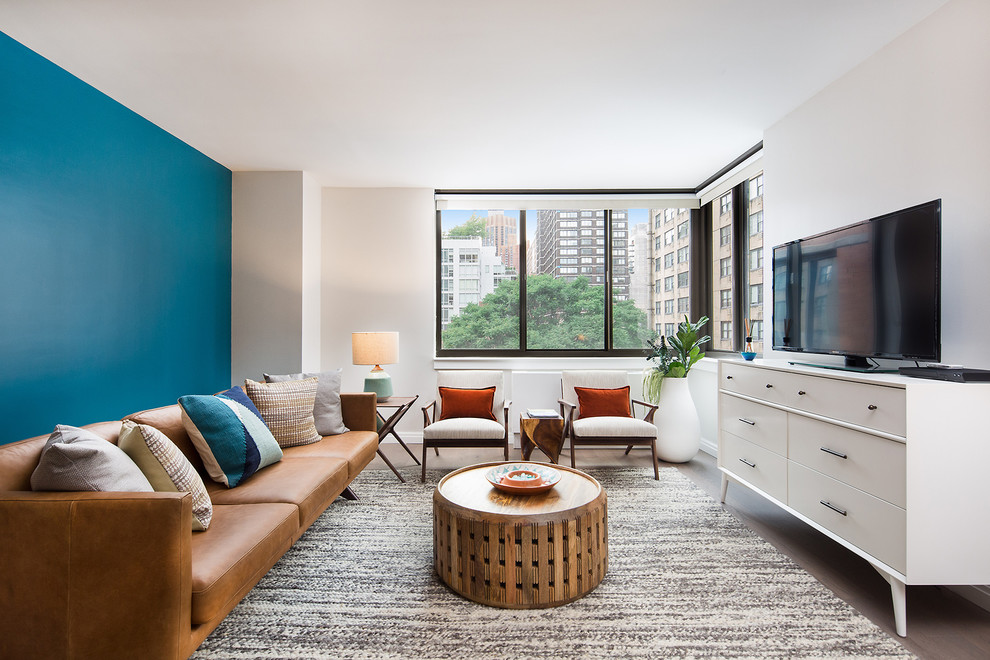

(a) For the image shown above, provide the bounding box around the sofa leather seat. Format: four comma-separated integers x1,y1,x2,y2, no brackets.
189,503,298,624
279,431,378,481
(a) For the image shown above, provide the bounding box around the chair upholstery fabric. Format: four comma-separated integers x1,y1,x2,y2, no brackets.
422,371,509,481
572,417,657,437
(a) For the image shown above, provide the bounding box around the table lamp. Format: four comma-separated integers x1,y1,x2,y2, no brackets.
352,332,399,398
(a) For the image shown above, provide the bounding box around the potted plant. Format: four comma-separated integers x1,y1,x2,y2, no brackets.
643,315,710,463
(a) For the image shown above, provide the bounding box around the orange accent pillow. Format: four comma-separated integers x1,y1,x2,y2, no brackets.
575,386,632,419
438,386,497,421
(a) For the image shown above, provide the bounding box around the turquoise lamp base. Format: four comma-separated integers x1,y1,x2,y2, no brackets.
364,370,394,399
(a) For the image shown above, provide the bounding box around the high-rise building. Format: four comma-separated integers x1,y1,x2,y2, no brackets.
629,221,653,323
650,207,693,337
483,211,519,273
439,236,510,330
531,209,630,300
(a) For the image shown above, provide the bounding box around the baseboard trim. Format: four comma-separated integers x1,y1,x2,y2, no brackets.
700,436,717,457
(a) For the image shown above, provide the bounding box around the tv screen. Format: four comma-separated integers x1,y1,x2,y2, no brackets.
772,200,940,367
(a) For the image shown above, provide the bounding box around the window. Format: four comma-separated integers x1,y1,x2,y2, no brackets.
677,272,689,288
664,299,675,314
720,257,731,278
751,320,763,341
664,275,674,291
750,174,764,200
664,229,675,245
720,289,731,308
676,246,689,263
719,225,731,246
664,252,675,268
749,210,764,236
719,193,732,216
677,297,690,313
721,321,731,340
664,323,675,336
750,284,763,306
677,221,689,239
749,248,763,271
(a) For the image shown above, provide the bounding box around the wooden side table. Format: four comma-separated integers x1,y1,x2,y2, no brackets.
375,395,419,483
519,412,565,463
433,462,608,608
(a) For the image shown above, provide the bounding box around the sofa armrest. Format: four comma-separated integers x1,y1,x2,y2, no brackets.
340,392,377,433
0,491,192,660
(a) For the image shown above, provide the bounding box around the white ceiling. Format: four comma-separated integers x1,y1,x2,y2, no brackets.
0,0,946,189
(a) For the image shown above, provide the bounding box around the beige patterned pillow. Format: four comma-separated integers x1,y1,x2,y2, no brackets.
244,377,321,448
118,420,213,531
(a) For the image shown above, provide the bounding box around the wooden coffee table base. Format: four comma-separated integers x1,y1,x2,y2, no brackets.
433,463,608,608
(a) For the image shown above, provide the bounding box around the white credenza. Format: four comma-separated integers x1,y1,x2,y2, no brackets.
717,359,990,637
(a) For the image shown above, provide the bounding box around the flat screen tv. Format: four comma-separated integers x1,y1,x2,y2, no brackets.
772,199,941,371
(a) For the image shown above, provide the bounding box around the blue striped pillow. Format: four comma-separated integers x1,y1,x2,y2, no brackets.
178,386,282,487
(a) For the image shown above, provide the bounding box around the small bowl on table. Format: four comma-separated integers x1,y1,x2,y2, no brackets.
486,463,561,495
740,351,757,361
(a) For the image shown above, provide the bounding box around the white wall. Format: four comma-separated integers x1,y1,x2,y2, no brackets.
301,172,322,372
232,171,309,385
320,187,437,437
763,0,990,367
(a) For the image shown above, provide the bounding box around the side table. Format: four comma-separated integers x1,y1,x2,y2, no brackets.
520,411,565,463
375,395,419,483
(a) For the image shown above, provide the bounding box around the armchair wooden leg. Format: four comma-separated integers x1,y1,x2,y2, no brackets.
503,440,509,461
422,442,428,482
434,447,440,456
650,439,659,480
570,435,577,470
624,445,633,455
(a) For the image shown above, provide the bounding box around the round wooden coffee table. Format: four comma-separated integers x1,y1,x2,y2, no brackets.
433,462,607,608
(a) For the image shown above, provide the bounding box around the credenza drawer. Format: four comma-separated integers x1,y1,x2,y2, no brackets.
720,393,787,455
788,462,906,574
784,375,906,437
720,432,787,503
788,415,906,508
721,361,794,407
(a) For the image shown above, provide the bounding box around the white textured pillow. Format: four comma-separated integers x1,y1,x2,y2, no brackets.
118,420,213,531
264,370,349,436
30,425,153,492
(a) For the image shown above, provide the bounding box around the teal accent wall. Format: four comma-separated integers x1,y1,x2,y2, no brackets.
0,32,232,444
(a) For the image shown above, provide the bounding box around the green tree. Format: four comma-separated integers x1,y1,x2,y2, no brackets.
446,213,486,238
442,274,652,350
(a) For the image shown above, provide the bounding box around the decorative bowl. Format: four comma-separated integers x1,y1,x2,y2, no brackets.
741,351,757,361
486,463,561,494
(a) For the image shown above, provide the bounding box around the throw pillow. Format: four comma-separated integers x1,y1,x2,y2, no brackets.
178,386,283,488
438,386,497,421
30,425,154,492
575,386,632,419
264,369,349,436
118,420,213,531
244,377,322,448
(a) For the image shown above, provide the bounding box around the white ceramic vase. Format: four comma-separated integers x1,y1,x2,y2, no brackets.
653,376,701,463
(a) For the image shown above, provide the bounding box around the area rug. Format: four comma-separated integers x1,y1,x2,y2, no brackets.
192,467,913,659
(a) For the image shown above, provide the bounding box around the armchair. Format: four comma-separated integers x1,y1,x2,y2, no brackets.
559,370,659,480
421,370,510,482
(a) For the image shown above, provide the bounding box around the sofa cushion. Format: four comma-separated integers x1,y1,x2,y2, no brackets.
30,425,153,492
189,503,298,625
574,386,632,419
206,457,348,530
244,378,321,448
118,420,213,531
281,431,379,481
179,387,283,488
0,422,122,492
265,370,349,436
124,404,204,475
423,417,505,440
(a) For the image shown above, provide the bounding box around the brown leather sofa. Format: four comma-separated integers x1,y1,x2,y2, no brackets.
0,392,379,660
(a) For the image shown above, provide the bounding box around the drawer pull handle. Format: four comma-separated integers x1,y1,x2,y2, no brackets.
738,458,757,468
797,390,806,396
867,404,878,411
765,383,773,389
820,447,848,459
726,375,733,380
820,500,848,516
738,418,756,426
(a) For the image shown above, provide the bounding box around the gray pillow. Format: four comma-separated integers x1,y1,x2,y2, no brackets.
264,369,349,436
31,425,154,492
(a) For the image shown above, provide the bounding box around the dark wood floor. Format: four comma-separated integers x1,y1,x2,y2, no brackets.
369,443,990,659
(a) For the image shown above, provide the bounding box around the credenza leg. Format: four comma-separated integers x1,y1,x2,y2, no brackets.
719,473,729,503
874,566,907,637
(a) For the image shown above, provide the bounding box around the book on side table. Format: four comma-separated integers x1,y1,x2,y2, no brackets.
526,408,560,419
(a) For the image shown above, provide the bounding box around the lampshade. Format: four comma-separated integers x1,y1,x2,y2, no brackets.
351,332,399,366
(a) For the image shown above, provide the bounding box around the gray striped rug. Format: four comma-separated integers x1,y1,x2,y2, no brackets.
193,467,912,659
